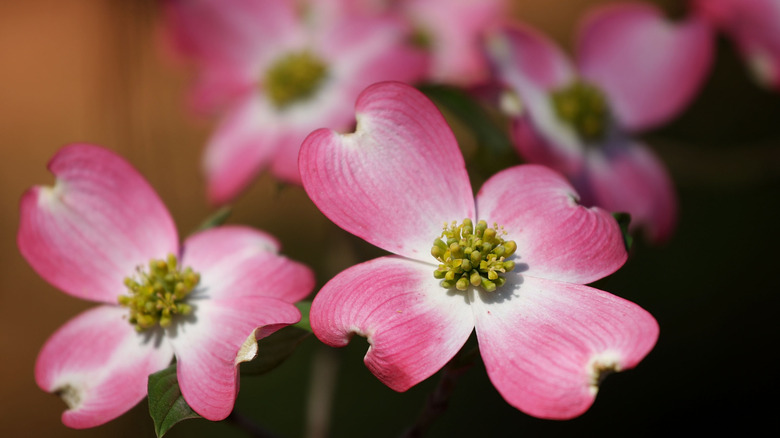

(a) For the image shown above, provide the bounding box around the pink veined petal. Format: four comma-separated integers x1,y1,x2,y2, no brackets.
310,256,474,392
35,306,174,428
577,2,715,131
203,95,283,204
404,0,505,85
476,165,627,285
169,296,301,420
582,139,678,244
181,225,314,303
18,144,178,303
472,275,658,420
299,81,475,262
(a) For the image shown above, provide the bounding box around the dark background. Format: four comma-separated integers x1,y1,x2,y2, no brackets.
1,0,778,436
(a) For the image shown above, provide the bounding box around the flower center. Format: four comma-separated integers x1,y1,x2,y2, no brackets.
118,254,199,331
550,80,610,142
431,219,517,292
264,50,328,109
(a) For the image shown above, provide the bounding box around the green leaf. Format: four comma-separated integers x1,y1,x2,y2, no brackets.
612,212,634,252
419,84,516,169
148,363,202,438
240,326,311,375
195,206,232,232
293,300,312,332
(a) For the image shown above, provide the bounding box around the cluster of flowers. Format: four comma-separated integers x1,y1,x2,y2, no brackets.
18,0,779,432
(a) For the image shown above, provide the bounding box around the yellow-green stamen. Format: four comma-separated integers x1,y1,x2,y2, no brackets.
118,254,199,331
550,80,610,142
264,50,328,109
431,219,517,292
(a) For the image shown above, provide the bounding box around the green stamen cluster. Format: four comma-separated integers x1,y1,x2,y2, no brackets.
551,80,610,142
264,50,328,109
431,219,517,292
118,254,199,331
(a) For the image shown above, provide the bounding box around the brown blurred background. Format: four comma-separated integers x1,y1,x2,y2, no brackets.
2,1,779,437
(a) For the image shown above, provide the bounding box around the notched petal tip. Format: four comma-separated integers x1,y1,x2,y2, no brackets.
235,329,259,365
54,383,84,411
586,351,623,396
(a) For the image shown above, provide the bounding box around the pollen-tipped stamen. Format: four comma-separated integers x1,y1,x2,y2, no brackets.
264,50,328,109
551,80,611,142
118,254,200,331
431,219,517,292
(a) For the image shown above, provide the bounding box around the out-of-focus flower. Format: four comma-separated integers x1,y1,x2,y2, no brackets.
486,3,714,242
692,0,780,89
162,0,427,204
299,81,658,419
329,0,506,85
18,144,314,428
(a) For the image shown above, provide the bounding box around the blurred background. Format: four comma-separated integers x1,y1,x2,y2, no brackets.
1,0,778,436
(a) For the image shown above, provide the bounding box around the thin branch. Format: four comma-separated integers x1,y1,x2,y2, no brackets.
400,347,479,438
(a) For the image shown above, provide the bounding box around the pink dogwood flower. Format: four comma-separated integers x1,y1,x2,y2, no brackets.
299,81,658,419
692,0,780,89
486,3,714,242
163,0,427,204
18,144,314,428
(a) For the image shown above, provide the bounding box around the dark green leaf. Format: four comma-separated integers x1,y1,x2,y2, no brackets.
148,363,202,438
419,84,516,166
195,206,232,232
240,326,311,375
612,212,634,252
293,300,312,332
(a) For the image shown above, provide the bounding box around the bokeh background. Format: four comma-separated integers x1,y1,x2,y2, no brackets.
1,0,779,436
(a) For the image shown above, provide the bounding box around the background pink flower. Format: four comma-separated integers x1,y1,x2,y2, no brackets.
163,0,427,204
692,0,780,89
299,81,658,419
486,3,714,242
17,144,314,428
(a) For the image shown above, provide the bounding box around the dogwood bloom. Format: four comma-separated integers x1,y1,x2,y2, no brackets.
299,81,658,419
692,0,780,89
163,0,427,203
486,3,714,242
18,144,314,428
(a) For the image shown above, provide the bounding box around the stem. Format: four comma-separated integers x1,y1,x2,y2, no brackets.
226,410,279,438
400,347,479,438
305,346,340,438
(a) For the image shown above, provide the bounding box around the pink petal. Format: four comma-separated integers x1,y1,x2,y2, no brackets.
577,3,714,131
319,15,429,99
181,225,314,303
509,114,587,178
310,256,474,391
162,0,299,66
299,81,474,262
473,276,658,419
694,0,780,89
476,165,627,285
486,25,586,172
404,0,505,85
35,306,174,428
486,23,575,95
18,144,178,303
203,95,283,204
169,296,301,420
583,140,678,244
